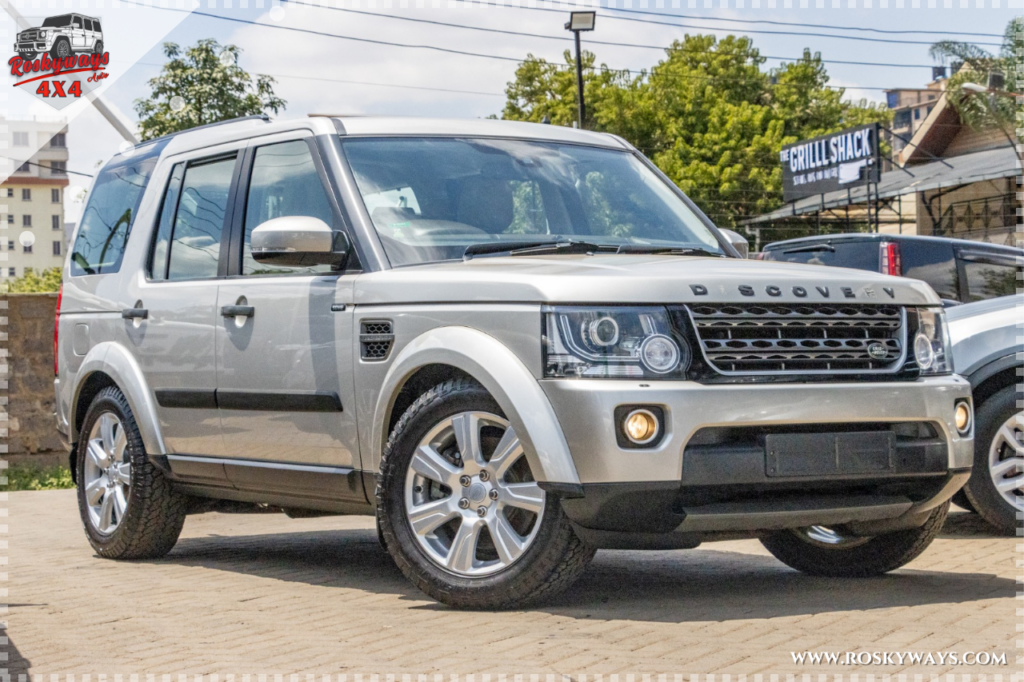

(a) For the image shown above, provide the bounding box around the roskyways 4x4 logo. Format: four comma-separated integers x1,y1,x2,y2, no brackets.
9,13,109,109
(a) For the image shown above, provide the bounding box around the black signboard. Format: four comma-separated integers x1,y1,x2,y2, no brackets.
780,123,881,203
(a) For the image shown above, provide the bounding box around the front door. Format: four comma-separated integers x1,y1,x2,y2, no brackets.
126,148,243,459
70,15,86,48
214,134,361,497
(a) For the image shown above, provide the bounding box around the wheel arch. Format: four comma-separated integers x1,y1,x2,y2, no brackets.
70,342,167,457
371,326,580,486
968,355,1023,408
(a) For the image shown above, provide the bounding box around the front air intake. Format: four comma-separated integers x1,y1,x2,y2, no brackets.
360,320,394,361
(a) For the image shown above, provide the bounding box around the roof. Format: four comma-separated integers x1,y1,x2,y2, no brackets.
743,144,1019,225
763,232,1024,255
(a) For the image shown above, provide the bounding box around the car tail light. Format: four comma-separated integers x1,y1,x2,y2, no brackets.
53,284,62,376
880,241,902,276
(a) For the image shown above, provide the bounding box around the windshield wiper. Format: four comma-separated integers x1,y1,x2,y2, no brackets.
615,245,725,257
464,240,605,260
782,243,836,254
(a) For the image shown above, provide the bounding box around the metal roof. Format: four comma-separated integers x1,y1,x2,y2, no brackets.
743,144,1019,225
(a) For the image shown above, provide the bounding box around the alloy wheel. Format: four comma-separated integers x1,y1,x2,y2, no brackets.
404,411,545,577
988,411,1024,510
82,412,132,535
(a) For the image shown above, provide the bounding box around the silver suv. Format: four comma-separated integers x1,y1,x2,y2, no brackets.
56,116,974,608
15,13,103,61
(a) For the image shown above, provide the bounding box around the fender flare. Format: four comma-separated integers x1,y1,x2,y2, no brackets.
70,342,167,455
966,352,1024,390
371,326,581,485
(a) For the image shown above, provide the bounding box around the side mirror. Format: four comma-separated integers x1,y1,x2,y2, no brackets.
718,228,750,259
251,216,350,268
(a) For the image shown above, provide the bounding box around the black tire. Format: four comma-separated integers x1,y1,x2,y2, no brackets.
18,52,36,61
951,489,976,513
760,502,949,577
376,378,595,609
93,40,103,55
76,386,188,559
50,38,71,60
963,384,1023,533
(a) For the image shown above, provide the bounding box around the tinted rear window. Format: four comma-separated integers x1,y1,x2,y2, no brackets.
764,240,879,272
900,241,957,300
70,143,163,276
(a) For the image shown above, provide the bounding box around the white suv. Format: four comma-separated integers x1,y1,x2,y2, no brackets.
56,115,974,608
15,13,103,61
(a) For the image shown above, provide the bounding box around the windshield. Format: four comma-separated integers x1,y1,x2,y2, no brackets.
341,137,724,266
41,14,73,27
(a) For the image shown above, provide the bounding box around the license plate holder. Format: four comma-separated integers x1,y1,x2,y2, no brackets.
765,431,895,478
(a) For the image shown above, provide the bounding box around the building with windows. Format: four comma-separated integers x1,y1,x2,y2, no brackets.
884,69,948,156
2,117,69,280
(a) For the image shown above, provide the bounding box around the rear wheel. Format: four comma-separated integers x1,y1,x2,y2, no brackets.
93,40,103,55
76,386,188,559
760,502,949,577
963,385,1023,533
377,378,594,609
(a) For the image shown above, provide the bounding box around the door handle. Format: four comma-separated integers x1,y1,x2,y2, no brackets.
121,308,148,320
221,305,255,318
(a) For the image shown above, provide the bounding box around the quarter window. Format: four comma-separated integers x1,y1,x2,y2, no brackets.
165,156,235,281
241,140,336,276
964,260,1020,301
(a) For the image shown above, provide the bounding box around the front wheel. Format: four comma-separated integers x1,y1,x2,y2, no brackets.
76,386,188,559
50,38,70,59
376,378,595,609
18,51,36,61
963,385,1023,533
760,502,949,577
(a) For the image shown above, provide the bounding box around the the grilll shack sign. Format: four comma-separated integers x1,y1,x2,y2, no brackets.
779,123,881,202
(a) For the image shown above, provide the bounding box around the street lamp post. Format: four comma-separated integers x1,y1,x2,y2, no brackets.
565,11,596,130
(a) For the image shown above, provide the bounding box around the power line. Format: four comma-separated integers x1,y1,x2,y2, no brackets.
2,158,93,178
280,0,950,71
448,1,1002,48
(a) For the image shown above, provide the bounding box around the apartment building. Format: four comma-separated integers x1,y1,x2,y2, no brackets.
2,117,69,280
884,68,949,156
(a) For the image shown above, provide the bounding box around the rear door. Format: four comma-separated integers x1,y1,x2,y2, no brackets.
126,142,245,463
213,131,363,499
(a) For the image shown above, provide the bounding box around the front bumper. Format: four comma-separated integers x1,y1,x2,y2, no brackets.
14,40,49,52
540,375,972,541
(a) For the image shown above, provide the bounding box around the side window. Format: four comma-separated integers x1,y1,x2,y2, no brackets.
148,163,185,280
166,156,235,281
963,260,1020,302
72,16,83,28
70,149,160,276
901,242,958,300
93,20,102,33
241,140,336,276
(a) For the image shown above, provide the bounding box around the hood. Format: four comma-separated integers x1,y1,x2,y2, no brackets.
354,254,941,306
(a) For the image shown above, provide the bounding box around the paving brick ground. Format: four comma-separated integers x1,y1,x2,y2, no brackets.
8,490,1019,677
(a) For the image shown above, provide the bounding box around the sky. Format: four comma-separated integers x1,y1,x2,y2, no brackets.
0,1,1017,223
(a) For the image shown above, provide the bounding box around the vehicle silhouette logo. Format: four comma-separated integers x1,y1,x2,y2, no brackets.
9,13,108,110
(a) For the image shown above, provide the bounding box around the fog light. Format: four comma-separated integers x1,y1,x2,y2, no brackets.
954,401,972,434
624,409,659,445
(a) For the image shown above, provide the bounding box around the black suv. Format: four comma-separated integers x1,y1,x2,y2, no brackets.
761,234,1022,304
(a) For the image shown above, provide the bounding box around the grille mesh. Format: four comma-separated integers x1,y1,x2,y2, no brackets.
360,320,394,362
687,304,904,374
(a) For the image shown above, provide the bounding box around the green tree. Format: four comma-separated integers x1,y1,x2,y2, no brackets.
134,39,286,141
500,34,891,233
2,266,62,293
929,18,1022,134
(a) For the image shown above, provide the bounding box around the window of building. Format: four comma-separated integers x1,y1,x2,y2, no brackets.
12,132,28,147
16,162,30,173
22,215,31,227
23,243,32,254
6,215,13,224
928,94,936,100
52,215,61,230
914,108,921,120
886,92,898,109
241,140,336,276
927,105,934,115
7,240,13,250
50,133,66,148
51,188,61,203
5,189,13,198
894,110,912,128
21,189,30,201
52,241,61,256
49,161,66,176
8,268,15,277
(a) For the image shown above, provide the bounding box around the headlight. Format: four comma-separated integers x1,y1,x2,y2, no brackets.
543,306,690,378
909,307,951,375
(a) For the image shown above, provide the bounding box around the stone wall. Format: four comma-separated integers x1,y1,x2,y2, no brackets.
3,293,63,462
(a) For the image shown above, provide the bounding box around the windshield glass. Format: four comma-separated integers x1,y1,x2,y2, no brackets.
41,14,73,27
341,137,724,266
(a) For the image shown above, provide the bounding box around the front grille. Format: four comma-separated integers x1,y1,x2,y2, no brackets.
687,303,905,375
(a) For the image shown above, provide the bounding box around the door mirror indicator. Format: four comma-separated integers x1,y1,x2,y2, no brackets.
251,216,350,268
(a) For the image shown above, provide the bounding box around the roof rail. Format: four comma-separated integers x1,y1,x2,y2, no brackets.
133,113,271,150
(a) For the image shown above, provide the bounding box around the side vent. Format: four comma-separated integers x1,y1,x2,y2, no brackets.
360,320,394,361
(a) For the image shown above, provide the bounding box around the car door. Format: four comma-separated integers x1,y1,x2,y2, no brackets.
214,131,363,500
70,15,85,48
124,142,245,467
